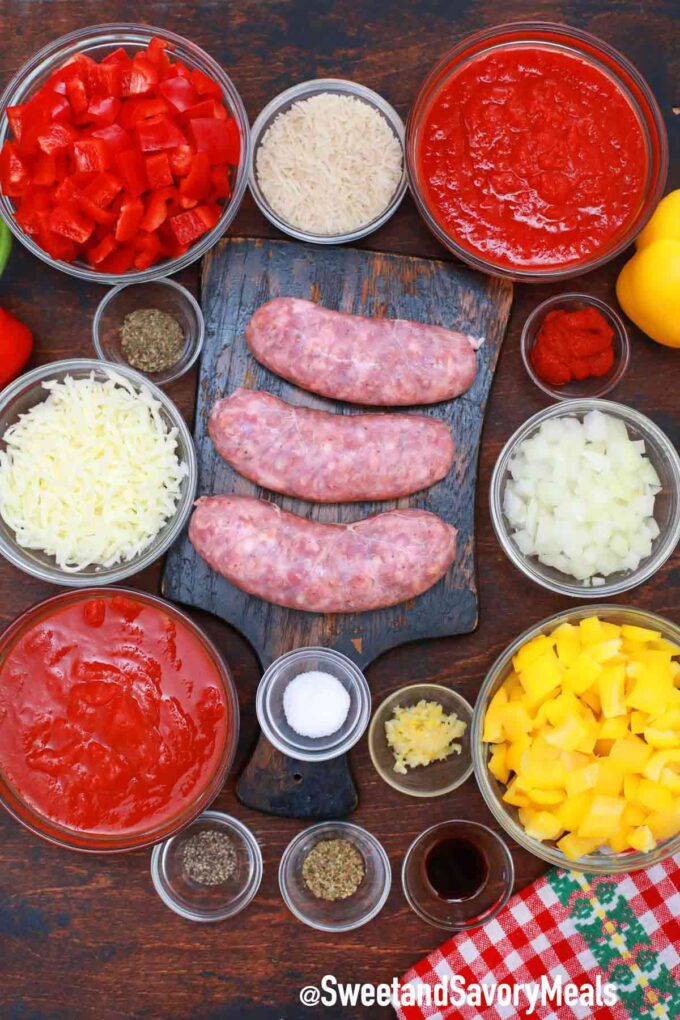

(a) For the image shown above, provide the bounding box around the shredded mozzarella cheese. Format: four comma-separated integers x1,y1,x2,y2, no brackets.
0,370,188,571
256,92,403,235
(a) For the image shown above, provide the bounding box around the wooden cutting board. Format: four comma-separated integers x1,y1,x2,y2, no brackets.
163,237,512,818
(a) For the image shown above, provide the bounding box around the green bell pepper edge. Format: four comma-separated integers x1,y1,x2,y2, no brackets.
0,221,11,279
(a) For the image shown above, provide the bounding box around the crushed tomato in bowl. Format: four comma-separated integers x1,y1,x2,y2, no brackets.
0,36,240,273
530,307,616,387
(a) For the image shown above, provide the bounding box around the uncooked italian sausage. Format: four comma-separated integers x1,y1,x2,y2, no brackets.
189,495,457,613
245,297,480,405
209,388,455,502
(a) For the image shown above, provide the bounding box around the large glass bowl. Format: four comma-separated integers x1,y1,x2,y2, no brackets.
406,22,668,282
0,589,240,852
471,606,680,873
0,24,251,284
489,399,680,598
0,359,197,586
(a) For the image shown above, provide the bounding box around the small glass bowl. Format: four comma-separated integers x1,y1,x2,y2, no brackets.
279,821,391,931
0,24,250,284
151,812,263,922
368,683,473,797
256,647,371,763
521,294,631,401
472,606,680,873
249,78,407,244
490,398,680,598
402,820,514,931
0,359,197,586
93,278,205,386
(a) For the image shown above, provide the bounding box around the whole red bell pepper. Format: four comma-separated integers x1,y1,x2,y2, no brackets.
0,308,33,390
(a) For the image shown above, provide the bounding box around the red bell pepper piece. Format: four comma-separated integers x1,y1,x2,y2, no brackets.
83,96,120,127
76,193,117,226
144,151,173,189
36,213,78,261
0,142,30,196
98,243,136,273
158,76,198,113
168,145,193,177
145,37,172,77
179,150,211,202
37,122,78,155
88,62,122,98
91,123,133,156
83,171,123,208
122,54,158,97
102,47,131,67
184,99,228,121
7,105,28,144
0,307,33,389
48,202,95,244
136,115,187,152
73,138,110,173
133,230,162,270
113,148,147,197
66,77,89,118
119,96,170,129
114,197,144,242
210,163,231,199
85,233,118,265
14,185,52,234
189,117,239,165
140,186,175,232
42,90,73,124
190,68,222,98
33,153,58,187
168,207,211,246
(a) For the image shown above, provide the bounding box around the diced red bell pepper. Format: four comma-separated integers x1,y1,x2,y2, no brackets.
33,153,58,187
98,243,136,273
122,54,158,97
167,206,212,245
136,115,187,152
144,151,173,189
184,99,228,121
91,123,133,156
140,186,175,232
113,148,147,197
88,62,122,99
102,47,132,68
66,77,89,117
37,122,78,155
168,144,193,177
189,117,239,165
114,197,144,242
14,185,52,234
83,96,120,127
0,142,31,196
48,202,95,244
210,163,231,199
73,138,110,173
36,216,78,261
86,232,118,265
190,68,222,98
119,96,170,129
146,37,172,77
179,150,211,202
7,105,28,144
83,171,123,208
42,90,73,124
133,230,162,269
77,193,117,226
158,76,198,113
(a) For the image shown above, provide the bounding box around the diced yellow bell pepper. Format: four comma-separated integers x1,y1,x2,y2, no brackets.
565,762,599,798
626,668,674,715
575,719,599,755
578,796,625,839
579,617,604,646
513,634,555,674
589,639,623,664
518,651,563,707
503,778,530,808
609,736,653,773
563,652,602,695
546,716,591,753
623,802,648,828
661,768,680,796
609,828,633,854
630,711,649,734
595,760,625,797
644,727,679,750
482,687,508,742
529,788,565,807
599,716,629,741
556,791,593,831
523,810,563,842
621,624,662,643
544,690,582,727
642,749,680,782
489,745,510,784
628,825,656,853
636,778,675,814
580,687,602,716
646,804,680,841
554,622,581,667
557,833,601,861
599,665,627,718
623,774,641,802
515,759,566,792
506,733,531,773
499,702,533,741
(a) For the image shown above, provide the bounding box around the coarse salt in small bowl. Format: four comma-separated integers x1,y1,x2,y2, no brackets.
249,78,407,244
256,647,371,763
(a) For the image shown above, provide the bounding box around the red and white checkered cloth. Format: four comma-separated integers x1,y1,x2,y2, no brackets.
396,855,679,1020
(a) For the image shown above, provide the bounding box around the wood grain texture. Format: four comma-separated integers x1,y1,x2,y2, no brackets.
163,238,512,668
0,1,678,1018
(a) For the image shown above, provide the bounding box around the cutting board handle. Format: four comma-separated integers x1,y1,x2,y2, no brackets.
236,733,358,819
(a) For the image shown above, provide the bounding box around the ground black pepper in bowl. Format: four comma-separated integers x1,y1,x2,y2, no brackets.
302,838,365,901
120,307,185,373
182,829,238,885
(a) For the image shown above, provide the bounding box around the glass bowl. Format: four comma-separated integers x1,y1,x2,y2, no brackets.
151,811,262,921
0,358,197,586
489,399,680,597
472,606,680,873
521,294,631,401
93,277,204,385
0,589,239,853
0,24,251,284
406,22,668,282
368,683,473,797
249,78,407,244
278,821,391,931
402,820,514,931
256,647,371,763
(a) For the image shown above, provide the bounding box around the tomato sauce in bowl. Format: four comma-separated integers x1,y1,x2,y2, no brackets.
407,24,668,281
0,590,238,851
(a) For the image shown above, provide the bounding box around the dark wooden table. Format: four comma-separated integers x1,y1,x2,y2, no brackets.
0,2,677,1018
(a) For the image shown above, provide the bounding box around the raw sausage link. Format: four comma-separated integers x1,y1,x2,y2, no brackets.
209,388,455,502
246,297,480,406
189,495,457,613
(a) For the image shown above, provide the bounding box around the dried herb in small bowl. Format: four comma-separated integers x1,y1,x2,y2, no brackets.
120,307,184,373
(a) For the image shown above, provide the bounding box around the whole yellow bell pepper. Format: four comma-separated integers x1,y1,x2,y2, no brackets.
616,190,680,349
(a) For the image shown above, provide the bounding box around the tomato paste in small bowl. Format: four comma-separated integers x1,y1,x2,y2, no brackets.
407,23,668,282
0,589,239,852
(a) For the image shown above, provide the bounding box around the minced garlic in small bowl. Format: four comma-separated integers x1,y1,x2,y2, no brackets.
249,78,407,244
368,683,474,798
